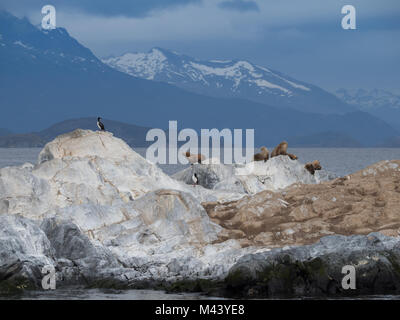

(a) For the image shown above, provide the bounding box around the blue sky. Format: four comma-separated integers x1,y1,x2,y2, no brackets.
2,0,399,92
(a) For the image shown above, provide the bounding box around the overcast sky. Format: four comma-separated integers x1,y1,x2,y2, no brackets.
2,0,400,92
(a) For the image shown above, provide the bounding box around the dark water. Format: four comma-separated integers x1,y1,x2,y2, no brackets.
1,148,400,177
1,288,221,300
288,148,400,177
3,288,400,300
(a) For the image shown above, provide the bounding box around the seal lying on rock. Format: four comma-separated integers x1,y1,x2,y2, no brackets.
305,160,322,175
253,147,269,162
271,141,298,161
271,141,288,158
184,151,206,164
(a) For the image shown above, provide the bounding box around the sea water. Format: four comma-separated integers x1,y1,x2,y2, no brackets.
1,147,400,177
3,289,400,300
1,288,221,300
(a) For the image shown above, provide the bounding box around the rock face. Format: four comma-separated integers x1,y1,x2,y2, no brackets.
173,162,246,193
204,160,400,248
41,218,120,275
0,215,54,292
1,129,400,298
173,155,335,195
225,233,400,298
0,129,241,220
0,130,255,292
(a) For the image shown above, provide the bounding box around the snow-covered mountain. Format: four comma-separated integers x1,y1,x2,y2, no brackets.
0,12,106,73
103,47,352,114
336,88,400,110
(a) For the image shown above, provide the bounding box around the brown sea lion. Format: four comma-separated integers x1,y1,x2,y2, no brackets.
312,160,321,170
305,160,322,175
253,147,269,162
271,141,298,160
184,151,205,164
270,141,288,158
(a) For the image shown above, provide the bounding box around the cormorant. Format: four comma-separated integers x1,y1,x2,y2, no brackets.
97,117,105,131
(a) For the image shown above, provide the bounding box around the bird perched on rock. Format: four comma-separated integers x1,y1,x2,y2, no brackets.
97,117,105,131
192,173,199,186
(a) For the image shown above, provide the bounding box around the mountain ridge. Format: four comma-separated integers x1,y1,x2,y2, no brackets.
0,117,153,148
103,47,354,115
336,88,400,131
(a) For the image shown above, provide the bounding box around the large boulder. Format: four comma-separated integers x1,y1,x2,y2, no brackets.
0,214,126,290
173,162,237,189
41,189,245,283
173,155,336,195
40,218,120,273
47,189,223,257
0,130,254,291
0,215,54,292
0,130,242,221
225,233,400,297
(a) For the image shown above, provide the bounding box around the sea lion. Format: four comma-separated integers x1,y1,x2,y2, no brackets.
312,160,321,170
305,160,322,175
271,141,298,160
270,141,288,158
184,151,205,165
304,163,315,175
253,147,269,162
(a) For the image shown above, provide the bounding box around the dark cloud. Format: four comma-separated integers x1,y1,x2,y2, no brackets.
218,0,259,12
1,0,398,91
0,0,202,18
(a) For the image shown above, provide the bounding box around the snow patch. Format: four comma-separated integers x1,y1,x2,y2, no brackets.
103,49,167,80
209,59,232,63
249,79,291,93
103,48,313,97
13,40,33,50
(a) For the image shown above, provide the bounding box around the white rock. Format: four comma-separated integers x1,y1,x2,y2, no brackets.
173,155,335,195
0,130,253,285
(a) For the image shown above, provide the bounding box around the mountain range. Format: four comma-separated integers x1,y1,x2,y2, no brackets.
103,48,352,115
336,88,400,132
0,11,399,147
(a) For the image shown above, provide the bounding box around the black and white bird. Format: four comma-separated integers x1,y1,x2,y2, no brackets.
192,173,199,186
97,117,105,131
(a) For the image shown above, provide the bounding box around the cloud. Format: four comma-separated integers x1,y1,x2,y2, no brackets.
1,0,399,90
218,0,259,12
0,0,202,18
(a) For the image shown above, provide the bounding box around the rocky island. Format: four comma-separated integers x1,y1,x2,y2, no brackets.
1,129,400,298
